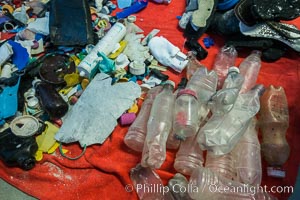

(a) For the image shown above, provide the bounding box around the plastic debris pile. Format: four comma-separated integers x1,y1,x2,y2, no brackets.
126,47,290,200
0,1,295,200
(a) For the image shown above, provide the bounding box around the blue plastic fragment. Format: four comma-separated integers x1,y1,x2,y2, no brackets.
35,33,45,41
176,15,182,20
58,46,75,52
7,40,29,70
116,0,148,19
117,0,132,9
0,77,20,123
217,0,239,11
203,37,214,48
129,76,137,82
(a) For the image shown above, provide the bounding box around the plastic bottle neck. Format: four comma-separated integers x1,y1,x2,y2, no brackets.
162,84,174,93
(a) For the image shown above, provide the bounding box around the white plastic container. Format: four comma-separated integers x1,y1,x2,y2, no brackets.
78,22,126,78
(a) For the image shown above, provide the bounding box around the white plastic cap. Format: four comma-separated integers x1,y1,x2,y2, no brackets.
129,61,146,75
79,71,86,77
164,80,175,88
228,66,240,74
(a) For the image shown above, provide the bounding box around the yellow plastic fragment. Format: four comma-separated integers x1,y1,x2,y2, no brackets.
64,73,81,87
108,40,127,59
118,77,129,82
81,78,89,90
36,121,59,153
35,150,43,161
47,142,68,154
127,103,138,113
2,5,14,14
69,55,81,66
59,87,73,96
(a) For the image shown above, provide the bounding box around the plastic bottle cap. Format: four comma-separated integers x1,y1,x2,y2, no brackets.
127,15,136,23
129,61,146,75
79,71,86,77
115,54,130,69
27,96,39,108
228,66,239,74
177,89,198,99
164,80,175,88
10,115,40,137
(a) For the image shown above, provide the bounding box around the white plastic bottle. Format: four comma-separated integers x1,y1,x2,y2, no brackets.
77,22,126,78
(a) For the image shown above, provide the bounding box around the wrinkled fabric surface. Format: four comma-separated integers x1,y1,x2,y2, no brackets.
0,1,299,200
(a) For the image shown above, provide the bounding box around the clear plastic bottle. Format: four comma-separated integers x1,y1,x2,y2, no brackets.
186,51,206,80
212,45,238,89
259,85,290,166
205,151,236,180
239,50,262,94
130,164,168,200
174,133,204,176
167,78,188,149
232,117,262,185
188,167,277,200
186,67,218,123
210,67,244,116
141,81,175,169
173,89,199,140
198,84,265,156
186,67,218,105
124,85,163,152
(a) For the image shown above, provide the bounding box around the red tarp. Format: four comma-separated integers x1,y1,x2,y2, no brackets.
0,1,299,200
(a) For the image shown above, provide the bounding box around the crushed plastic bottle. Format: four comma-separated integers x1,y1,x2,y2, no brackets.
239,50,262,94
209,66,244,116
188,167,277,200
259,85,290,166
173,89,199,140
124,85,163,152
141,81,175,169
212,45,238,89
199,84,264,156
232,117,262,185
174,133,204,176
130,164,168,200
